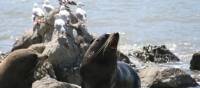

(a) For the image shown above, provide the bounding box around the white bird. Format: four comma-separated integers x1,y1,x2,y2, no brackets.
54,14,66,36
42,0,54,14
59,5,70,23
32,3,45,22
75,2,86,22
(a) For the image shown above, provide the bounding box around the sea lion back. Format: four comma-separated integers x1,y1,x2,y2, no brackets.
116,61,141,88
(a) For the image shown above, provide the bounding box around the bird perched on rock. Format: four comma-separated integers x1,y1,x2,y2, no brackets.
32,3,45,22
59,5,70,24
75,2,87,22
59,0,77,6
67,0,77,5
54,14,66,37
42,0,54,14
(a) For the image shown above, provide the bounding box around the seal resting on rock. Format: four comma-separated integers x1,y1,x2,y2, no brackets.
0,49,47,88
80,33,141,88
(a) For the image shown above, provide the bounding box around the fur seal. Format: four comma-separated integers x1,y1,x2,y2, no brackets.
80,33,141,88
0,49,47,88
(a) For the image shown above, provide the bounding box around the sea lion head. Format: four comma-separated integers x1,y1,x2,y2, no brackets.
4,49,47,74
0,49,48,87
83,32,119,63
80,32,119,88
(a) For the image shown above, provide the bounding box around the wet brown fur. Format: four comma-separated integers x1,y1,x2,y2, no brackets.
0,49,46,88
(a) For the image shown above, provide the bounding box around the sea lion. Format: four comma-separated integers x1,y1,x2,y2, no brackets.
80,33,141,88
0,49,47,88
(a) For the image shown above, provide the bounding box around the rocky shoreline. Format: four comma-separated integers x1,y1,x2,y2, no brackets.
1,0,200,88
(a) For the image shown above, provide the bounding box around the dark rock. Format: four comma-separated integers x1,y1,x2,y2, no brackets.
190,52,200,70
32,76,81,88
139,66,198,88
132,45,180,63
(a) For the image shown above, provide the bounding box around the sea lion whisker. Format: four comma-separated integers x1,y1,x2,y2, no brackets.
96,44,106,55
102,34,116,55
95,40,109,56
102,38,112,55
102,41,110,54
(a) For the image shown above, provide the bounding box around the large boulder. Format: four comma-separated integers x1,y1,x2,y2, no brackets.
32,76,81,88
139,66,198,88
190,52,200,70
27,39,81,84
11,8,83,84
131,45,180,63
27,37,81,85
42,37,81,85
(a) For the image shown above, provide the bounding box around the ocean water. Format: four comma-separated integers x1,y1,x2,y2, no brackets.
0,0,200,66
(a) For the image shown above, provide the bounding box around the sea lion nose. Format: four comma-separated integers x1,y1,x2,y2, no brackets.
114,32,119,39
